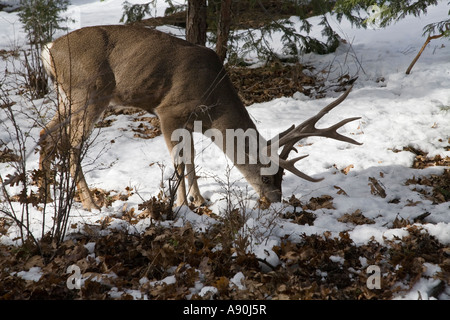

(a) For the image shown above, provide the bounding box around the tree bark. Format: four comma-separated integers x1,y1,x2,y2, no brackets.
186,0,207,46
216,0,233,63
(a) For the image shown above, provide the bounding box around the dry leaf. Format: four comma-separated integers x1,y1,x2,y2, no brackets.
368,177,387,198
334,185,348,196
304,195,335,210
338,209,375,225
341,164,354,175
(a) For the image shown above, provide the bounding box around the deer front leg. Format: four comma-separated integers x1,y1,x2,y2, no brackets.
185,136,206,206
160,116,205,207
161,130,189,207
170,142,206,207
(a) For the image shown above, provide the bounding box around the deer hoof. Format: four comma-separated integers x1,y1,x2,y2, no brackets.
189,195,207,207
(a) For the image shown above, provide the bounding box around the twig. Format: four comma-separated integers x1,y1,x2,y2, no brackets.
405,33,445,75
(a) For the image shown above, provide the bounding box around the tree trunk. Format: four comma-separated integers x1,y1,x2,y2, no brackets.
216,0,233,63
186,0,207,46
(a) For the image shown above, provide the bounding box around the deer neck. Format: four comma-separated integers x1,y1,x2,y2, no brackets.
191,104,282,199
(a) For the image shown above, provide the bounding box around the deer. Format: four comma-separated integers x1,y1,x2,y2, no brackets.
39,25,362,211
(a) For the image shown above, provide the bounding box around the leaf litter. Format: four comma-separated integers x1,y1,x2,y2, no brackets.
1,182,448,300
1,59,449,299
1,1,449,301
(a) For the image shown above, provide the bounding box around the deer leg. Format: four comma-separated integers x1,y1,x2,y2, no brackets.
40,85,106,211
39,113,100,211
186,165,205,206
69,146,100,211
185,134,206,206
162,138,188,207
159,115,199,207
67,99,107,211
38,116,60,203
174,162,188,207
39,85,73,203
160,124,207,207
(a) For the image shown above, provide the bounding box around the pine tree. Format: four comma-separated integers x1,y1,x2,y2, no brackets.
120,1,157,24
18,0,70,98
335,0,449,74
120,1,341,63
335,0,441,28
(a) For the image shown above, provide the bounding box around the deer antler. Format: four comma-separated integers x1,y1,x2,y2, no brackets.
267,86,362,182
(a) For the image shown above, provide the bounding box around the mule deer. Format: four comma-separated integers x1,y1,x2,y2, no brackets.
39,25,361,211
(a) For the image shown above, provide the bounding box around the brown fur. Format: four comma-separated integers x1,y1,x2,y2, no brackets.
40,25,282,210
40,25,360,211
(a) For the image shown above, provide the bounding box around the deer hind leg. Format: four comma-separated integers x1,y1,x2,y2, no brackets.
39,87,106,211
67,98,108,211
38,116,60,203
69,145,99,211
38,84,71,203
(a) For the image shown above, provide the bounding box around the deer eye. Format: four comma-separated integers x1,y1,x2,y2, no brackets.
261,176,271,184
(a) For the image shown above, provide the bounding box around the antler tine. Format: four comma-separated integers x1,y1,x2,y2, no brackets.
308,84,354,124
276,86,361,148
267,124,298,159
280,155,324,182
316,116,363,145
265,85,362,182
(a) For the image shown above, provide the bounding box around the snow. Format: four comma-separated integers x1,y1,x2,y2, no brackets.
149,275,177,287
14,267,43,282
230,272,246,290
329,255,345,265
198,286,219,298
0,0,20,12
393,263,444,300
0,0,449,300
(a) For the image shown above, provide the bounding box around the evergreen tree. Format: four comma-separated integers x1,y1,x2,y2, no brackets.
120,0,341,63
120,1,157,23
406,3,449,74
19,0,70,44
422,3,449,38
334,0,441,28
18,0,70,98
335,0,448,74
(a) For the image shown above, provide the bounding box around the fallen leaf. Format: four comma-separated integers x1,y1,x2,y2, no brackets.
338,209,375,225
368,177,386,198
334,185,348,196
341,164,354,175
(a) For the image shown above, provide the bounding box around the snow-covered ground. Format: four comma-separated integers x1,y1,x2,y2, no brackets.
1,0,449,300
